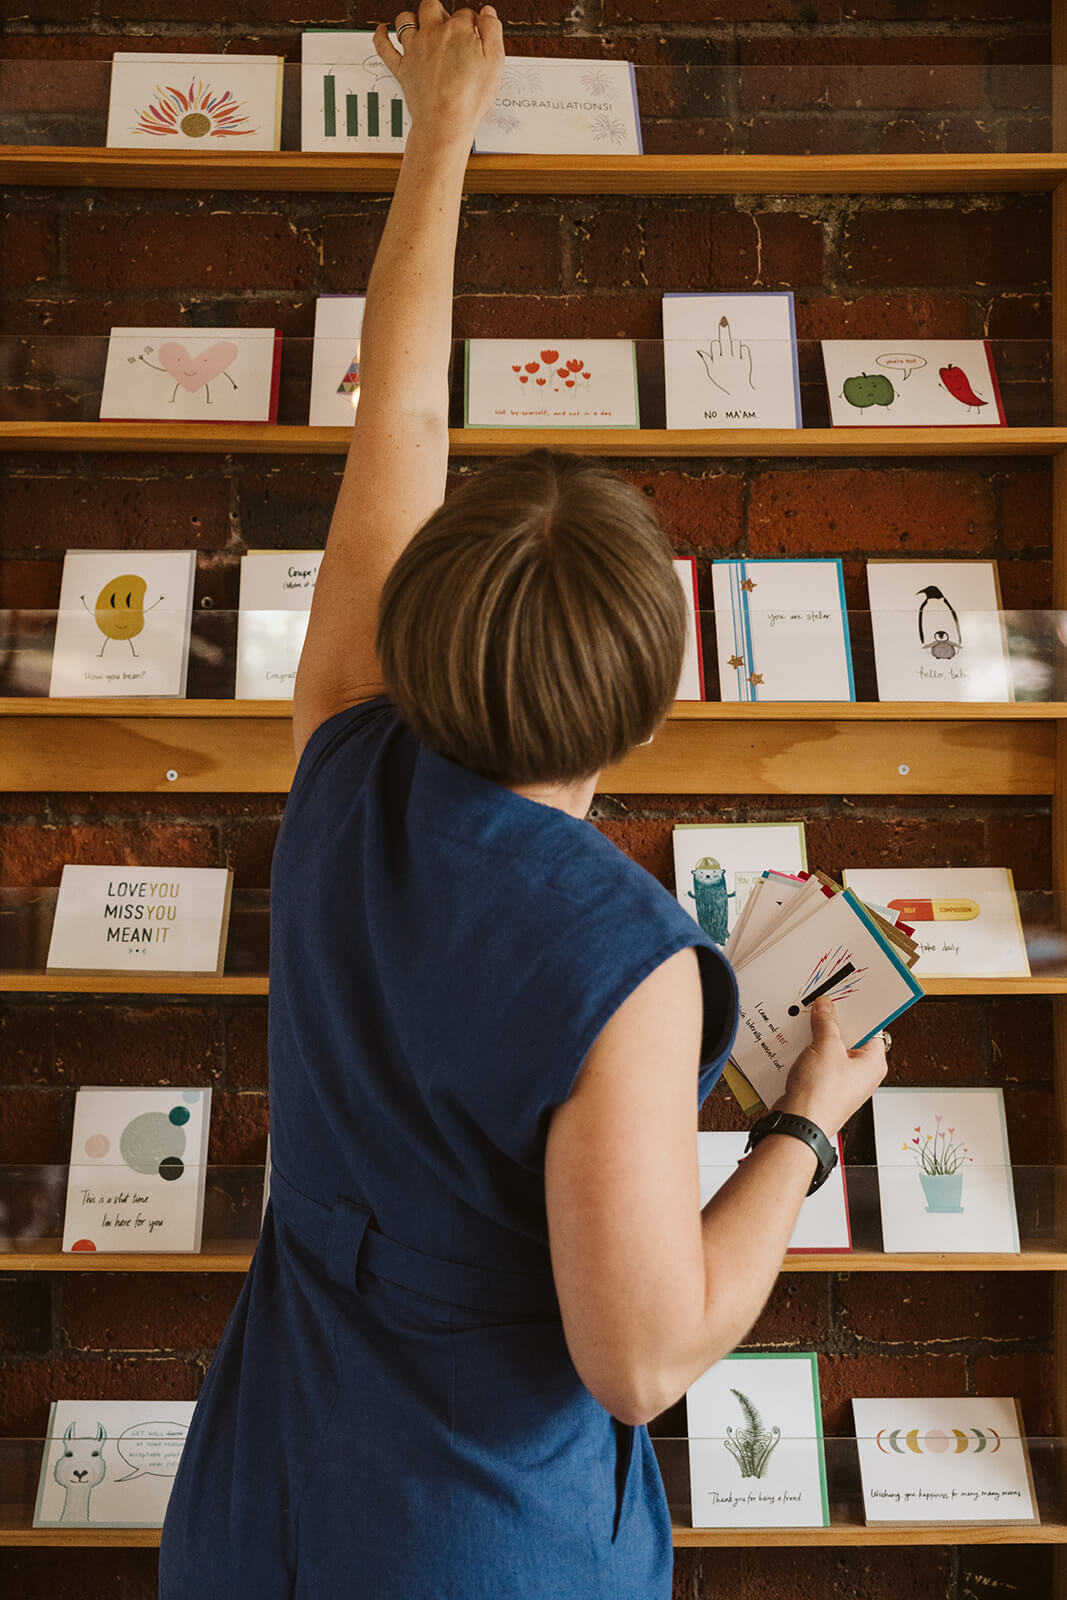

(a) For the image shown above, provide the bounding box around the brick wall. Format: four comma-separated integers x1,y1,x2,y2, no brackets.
0,1,1056,1596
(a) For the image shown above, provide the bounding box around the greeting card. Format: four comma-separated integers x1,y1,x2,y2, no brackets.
673,822,807,944
62,1086,211,1255
46,865,233,975
711,560,855,702
853,1396,1037,1525
49,549,196,699
822,340,1006,428
34,1400,196,1527
106,53,283,150
308,295,366,426
866,560,1012,703
840,867,1029,979
872,1088,1019,1255
473,57,641,154
698,1131,851,1253
686,1353,828,1528
673,559,704,701
235,551,322,699
662,293,802,430
99,327,281,424
302,31,410,151
464,340,640,428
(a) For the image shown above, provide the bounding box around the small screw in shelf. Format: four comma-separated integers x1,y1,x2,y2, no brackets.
165,769,179,783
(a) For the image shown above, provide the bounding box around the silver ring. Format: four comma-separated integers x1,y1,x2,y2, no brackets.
879,1030,892,1051
396,21,417,37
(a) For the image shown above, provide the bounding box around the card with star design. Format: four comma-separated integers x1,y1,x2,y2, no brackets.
711,559,854,702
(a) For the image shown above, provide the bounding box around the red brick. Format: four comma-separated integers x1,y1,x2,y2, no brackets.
796,294,970,341
0,213,57,288
748,468,997,558
593,816,675,885
989,998,1052,1086
749,1546,953,1600
877,117,995,156
63,1274,241,1353
744,115,881,156
235,462,340,550
805,813,990,874
1007,118,1053,153
974,1353,1054,1435
1002,463,1053,553
641,121,734,157
988,42,1053,112
1,470,229,553
836,1272,1051,1344
58,1003,223,1088
0,556,62,607
739,1274,831,1345
997,557,1051,609
454,293,664,340
0,1086,67,1162
0,824,217,887
68,211,319,293
223,1004,268,1092
843,205,1050,290
606,0,810,16
878,999,987,1085
218,818,279,889
0,1279,51,1354
614,469,745,553
325,207,561,296
206,1089,268,1165
981,811,1050,892
1003,1087,1056,1165
845,0,1046,15
578,204,824,293
0,1547,161,1597
740,37,984,113
959,1545,1055,1597
818,1351,966,1433
0,296,188,336
984,291,1052,342
111,0,345,16
0,35,216,60
0,1354,200,1438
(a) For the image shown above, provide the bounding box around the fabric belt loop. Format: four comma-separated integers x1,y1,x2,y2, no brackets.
326,1197,372,1292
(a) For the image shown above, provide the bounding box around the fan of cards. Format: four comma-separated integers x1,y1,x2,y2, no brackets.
722,870,925,1115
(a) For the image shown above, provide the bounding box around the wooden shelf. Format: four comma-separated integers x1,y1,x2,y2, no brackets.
1,973,1061,995
1,149,1064,195
1,422,1065,457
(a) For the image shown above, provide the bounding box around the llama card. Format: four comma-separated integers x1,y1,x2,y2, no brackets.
46,865,233,975
686,1353,829,1528
34,1400,196,1527
872,1087,1019,1255
673,559,704,700
472,57,641,154
62,1086,212,1255
464,340,640,428
866,560,1013,703
49,549,197,699
711,560,855,702
235,551,322,699
852,1396,1037,1525
309,295,366,426
302,31,410,152
672,822,808,944
662,293,802,430
840,867,1030,980
106,53,283,150
822,340,1006,428
99,327,281,424
698,1131,851,1253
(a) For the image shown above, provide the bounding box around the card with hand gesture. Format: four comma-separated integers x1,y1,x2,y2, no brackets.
662,292,802,430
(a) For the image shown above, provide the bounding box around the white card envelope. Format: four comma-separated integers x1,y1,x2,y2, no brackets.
99,327,280,423
302,31,410,152
465,340,639,428
235,551,321,699
841,867,1029,980
107,53,283,150
866,560,1012,703
309,295,366,426
823,339,1006,428
712,560,854,702
63,1086,211,1254
853,1396,1037,1524
662,293,802,430
46,865,233,974
34,1400,196,1528
473,57,641,154
49,549,196,699
699,1131,851,1252
730,889,924,1109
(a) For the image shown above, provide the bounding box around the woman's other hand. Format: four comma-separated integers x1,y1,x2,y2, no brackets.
375,3,505,140
774,997,888,1138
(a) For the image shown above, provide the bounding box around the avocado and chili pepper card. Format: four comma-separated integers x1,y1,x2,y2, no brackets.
821,340,1006,427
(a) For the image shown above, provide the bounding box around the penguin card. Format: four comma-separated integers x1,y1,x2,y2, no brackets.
711,559,855,702
662,293,802,430
34,1400,196,1527
672,822,808,944
822,340,1006,427
867,561,1013,702
49,549,197,698
841,868,1030,980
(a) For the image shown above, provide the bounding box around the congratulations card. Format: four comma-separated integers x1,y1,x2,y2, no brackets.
309,295,366,426
872,1087,1019,1255
673,822,807,943
712,560,855,702
823,340,1006,428
46,865,233,975
687,1353,828,1529
62,1086,211,1255
662,293,802,430
698,1131,851,1253
235,551,321,699
106,53,283,150
49,549,197,699
841,867,1029,979
853,1396,1037,1525
474,57,640,154
302,31,410,151
34,1400,196,1528
99,327,281,424
464,340,640,428
867,560,1012,702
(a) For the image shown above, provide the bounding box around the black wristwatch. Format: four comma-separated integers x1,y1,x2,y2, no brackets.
744,1110,838,1196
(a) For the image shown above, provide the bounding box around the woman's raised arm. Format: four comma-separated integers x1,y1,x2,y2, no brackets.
292,3,504,760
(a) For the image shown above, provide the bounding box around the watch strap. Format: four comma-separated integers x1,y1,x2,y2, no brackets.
744,1110,838,1196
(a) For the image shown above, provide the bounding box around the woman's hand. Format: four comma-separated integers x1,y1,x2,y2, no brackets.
773,997,888,1138
375,3,505,141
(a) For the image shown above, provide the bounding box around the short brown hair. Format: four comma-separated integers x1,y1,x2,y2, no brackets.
377,450,687,785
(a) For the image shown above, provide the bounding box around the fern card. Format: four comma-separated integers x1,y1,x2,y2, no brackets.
662,293,802,429
302,32,410,152
106,53,283,150
49,549,196,699
686,1353,829,1528
464,340,640,428
235,551,321,699
712,559,854,702
34,1400,196,1528
99,327,281,424
472,57,641,154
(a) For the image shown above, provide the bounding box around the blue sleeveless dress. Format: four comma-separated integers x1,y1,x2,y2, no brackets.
160,697,737,1599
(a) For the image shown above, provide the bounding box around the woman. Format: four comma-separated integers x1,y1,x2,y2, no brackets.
160,8,886,1596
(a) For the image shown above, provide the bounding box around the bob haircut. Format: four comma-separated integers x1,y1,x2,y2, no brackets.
377,450,688,786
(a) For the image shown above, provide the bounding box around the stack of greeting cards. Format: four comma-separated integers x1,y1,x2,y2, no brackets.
724,871,924,1112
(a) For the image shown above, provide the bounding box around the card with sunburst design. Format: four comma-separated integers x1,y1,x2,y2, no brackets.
106,54,284,150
